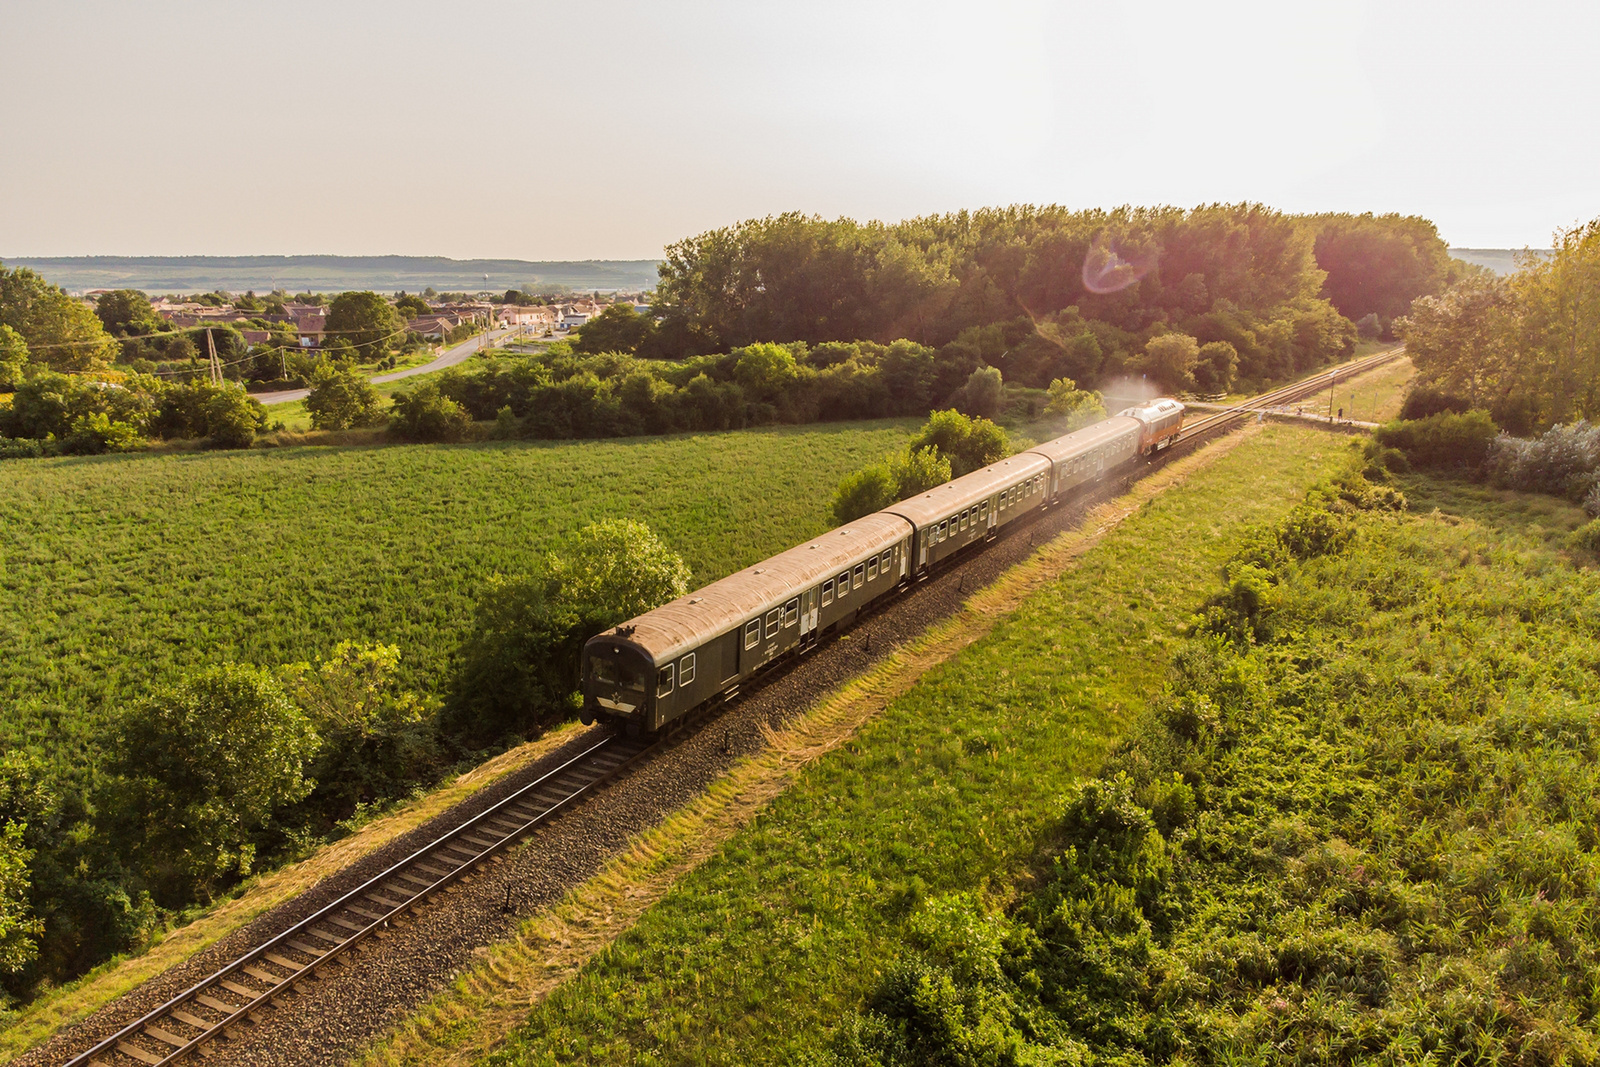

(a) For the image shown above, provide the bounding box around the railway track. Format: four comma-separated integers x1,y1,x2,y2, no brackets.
64,734,655,1067
1175,346,1404,443
57,349,1403,1066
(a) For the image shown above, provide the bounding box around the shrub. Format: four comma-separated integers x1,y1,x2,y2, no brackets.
829,465,896,525
1045,377,1107,426
305,364,384,430
952,364,1004,419
0,436,50,460
1373,410,1497,470
63,412,143,455
907,409,1009,476
1399,382,1472,421
391,381,472,442
446,520,689,744
1142,333,1200,392
112,664,319,902
1484,420,1600,501
1567,519,1600,553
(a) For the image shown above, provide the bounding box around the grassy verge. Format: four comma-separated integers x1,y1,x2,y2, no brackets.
0,724,586,1060
356,423,1353,1065
1331,353,1414,423
802,468,1600,1062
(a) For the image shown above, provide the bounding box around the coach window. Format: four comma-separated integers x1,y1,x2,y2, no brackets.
959,510,968,531
881,550,893,570
765,608,780,638
656,664,674,697
838,571,850,596
783,598,800,626
868,556,879,580
854,563,866,586
744,619,761,649
822,579,835,606
679,653,695,685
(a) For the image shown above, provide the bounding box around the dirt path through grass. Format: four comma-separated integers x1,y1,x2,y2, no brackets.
356,423,1356,1066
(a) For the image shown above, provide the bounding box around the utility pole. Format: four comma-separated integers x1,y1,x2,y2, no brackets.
1327,372,1336,423
206,328,223,385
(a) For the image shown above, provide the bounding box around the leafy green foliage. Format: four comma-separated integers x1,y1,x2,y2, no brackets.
833,470,1600,1064
447,520,690,744
1401,218,1600,433
951,364,1004,419
476,427,1351,1066
325,290,403,359
112,664,319,902
1373,409,1498,470
1308,212,1458,332
0,264,117,371
1141,332,1199,392
305,363,385,430
907,409,1009,476
390,381,471,442
572,303,655,355
1044,376,1107,427
0,755,48,979
0,324,27,391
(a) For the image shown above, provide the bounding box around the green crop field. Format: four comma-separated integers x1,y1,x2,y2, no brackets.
465,425,1355,1065
0,421,912,766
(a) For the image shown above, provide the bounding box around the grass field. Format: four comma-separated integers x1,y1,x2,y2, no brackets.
407,425,1356,1065
0,420,913,766
1333,353,1414,423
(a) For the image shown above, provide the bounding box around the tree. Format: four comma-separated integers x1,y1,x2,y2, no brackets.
0,753,48,977
448,520,690,743
1044,377,1108,427
888,446,952,499
394,293,431,319
0,324,27,391
830,464,897,525
1309,213,1455,331
1142,333,1200,392
150,379,264,446
325,291,402,360
572,304,655,355
953,364,1004,419
114,664,319,900
281,643,435,819
390,381,472,441
908,409,1009,476
732,342,802,402
94,290,162,338
1193,341,1239,395
0,264,118,371
305,364,384,430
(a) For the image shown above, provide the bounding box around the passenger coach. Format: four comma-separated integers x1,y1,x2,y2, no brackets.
583,399,1185,732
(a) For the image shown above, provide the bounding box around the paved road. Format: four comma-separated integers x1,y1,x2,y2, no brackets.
249,328,518,406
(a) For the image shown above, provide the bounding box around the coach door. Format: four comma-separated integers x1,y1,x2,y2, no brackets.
800,587,819,637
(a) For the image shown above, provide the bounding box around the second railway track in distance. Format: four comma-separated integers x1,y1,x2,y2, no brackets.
55,348,1400,1067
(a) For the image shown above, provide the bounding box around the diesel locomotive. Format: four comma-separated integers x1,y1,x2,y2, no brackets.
581,398,1185,732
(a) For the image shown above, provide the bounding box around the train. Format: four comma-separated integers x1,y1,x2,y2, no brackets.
580,398,1185,733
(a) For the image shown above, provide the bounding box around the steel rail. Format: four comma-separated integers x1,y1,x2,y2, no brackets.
1174,346,1404,443
64,732,653,1067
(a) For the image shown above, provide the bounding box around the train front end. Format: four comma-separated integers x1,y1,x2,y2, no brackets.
581,635,657,730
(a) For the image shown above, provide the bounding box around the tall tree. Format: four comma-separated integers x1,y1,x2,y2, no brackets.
0,265,117,372
325,291,402,359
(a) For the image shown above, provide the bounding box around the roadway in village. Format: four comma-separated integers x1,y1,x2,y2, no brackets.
248,327,517,405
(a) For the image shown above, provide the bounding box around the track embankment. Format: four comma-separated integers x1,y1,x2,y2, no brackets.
355,423,1268,1067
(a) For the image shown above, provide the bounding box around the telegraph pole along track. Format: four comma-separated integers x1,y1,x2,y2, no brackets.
43,349,1402,1067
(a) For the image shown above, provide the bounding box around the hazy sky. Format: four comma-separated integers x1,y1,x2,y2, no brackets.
2,0,1593,259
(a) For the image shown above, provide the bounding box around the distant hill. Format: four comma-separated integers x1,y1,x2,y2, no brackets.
1448,248,1552,276
0,255,661,295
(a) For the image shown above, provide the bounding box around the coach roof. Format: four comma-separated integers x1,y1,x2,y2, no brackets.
591,511,912,664
1023,415,1142,466
882,451,1051,529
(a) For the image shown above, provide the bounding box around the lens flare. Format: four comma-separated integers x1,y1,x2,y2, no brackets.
1082,237,1156,295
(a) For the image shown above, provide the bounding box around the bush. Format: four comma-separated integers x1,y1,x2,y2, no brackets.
951,365,1003,419
152,380,265,447
446,520,689,744
1373,410,1497,470
0,436,50,460
112,664,319,902
1044,377,1107,426
1566,519,1600,553
305,365,384,430
63,412,143,455
1484,420,1600,502
390,381,472,442
907,409,1009,476
829,464,896,525
1400,383,1472,421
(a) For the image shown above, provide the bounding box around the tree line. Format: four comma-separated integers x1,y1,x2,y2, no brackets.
0,519,686,1003
583,205,1454,390
1401,217,1600,434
